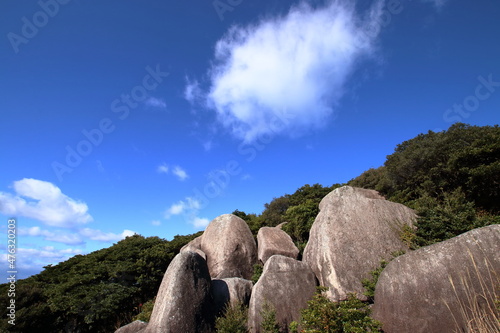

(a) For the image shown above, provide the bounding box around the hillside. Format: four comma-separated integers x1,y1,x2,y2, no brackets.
1,123,499,333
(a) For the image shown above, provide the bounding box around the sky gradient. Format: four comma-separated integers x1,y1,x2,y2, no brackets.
1,0,499,279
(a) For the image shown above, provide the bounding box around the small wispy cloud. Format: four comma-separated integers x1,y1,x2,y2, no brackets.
151,220,161,226
184,77,203,105
0,178,92,228
79,228,135,242
241,174,252,181
421,0,448,10
145,97,167,109
156,163,189,181
165,197,200,218
157,163,169,174
164,197,210,228
172,166,189,181
202,140,213,152
19,226,84,245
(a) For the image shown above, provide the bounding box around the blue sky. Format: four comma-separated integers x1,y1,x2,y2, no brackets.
1,0,499,279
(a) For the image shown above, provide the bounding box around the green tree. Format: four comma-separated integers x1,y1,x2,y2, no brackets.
260,302,281,333
215,302,248,333
0,232,201,333
282,199,319,244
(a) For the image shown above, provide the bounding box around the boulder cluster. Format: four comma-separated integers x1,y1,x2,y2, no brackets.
116,186,500,333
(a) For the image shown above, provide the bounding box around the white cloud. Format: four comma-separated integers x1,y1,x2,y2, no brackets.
166,202,185,216
184,77,203,105
157,163,189,181
157,163,169,174
192,217,210,228
19,226,84,245
200,0,383,142
145,97,167,109
165,197,200,218
172,166,189,181
0,178,92,228
79,228,136,242
164,197,209,229
151,220,161,226
0,246,84,279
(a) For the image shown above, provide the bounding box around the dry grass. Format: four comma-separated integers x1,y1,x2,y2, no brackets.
446,250,500,333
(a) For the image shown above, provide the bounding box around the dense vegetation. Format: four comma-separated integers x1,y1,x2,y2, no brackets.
2,123,498,332
0,233,200,333
349,123,500,247
234,183,342,254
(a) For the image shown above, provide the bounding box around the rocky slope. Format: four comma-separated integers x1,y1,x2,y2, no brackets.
115,186,499,333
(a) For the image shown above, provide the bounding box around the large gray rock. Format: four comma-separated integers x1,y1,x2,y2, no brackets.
257,227,299,264
201,214,257,279
114,320,147,333
372,225,500,333
248,255,317,333
143,251,215,333
212,277,253,315
303,186,416,301
180,235,206,260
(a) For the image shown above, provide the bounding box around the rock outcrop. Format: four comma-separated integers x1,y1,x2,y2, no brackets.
180,235,206,260
212,277,253,315
114,320,147,333
257,226,299,264
201,214,257,279
372,224,500,333
303,186,416,301
248,255,317,333
143,251,215,333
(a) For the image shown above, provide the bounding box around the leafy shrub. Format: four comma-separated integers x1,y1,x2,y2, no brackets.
361,260,389,304
252,263,264,284
296,287,382,333
362,251,405,303
133,297,155,322
215,302,248,333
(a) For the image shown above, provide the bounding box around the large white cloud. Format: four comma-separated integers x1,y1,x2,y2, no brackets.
0,178,92,228
200,0,384,142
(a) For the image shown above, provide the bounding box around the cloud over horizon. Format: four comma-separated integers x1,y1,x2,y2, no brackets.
0,178,93,228
192,0,384,142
